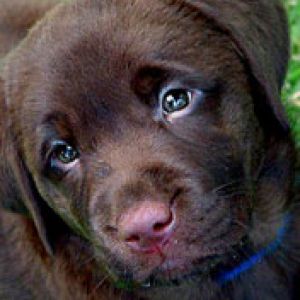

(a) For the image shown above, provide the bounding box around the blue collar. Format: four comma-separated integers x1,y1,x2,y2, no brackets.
216,213,291,285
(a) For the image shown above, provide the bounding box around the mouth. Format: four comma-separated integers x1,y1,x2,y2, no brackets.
152,255,223,283
112,254,224,291
112,238,248,291
96,186,251,290
100,211,290,292
106,215,250,291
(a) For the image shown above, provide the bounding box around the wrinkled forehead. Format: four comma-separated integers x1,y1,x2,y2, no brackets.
33,0,232,79
40,1,222,79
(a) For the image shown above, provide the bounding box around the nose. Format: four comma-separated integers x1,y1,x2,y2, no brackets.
118,201,175,253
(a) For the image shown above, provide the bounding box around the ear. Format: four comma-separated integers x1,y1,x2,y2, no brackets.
178,1,296,236
0,77,59,256
0,0,60,57
181,0,290,135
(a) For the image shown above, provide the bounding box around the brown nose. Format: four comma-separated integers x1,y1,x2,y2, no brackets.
118,201,175,253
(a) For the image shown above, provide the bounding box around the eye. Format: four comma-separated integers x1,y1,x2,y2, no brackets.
162,89,192,114
53,142,79,164
46,140,79,176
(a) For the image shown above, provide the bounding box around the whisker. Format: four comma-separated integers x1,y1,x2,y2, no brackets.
231,218,249,231
78,255,97,268
92,274,110,294
210,180,245,194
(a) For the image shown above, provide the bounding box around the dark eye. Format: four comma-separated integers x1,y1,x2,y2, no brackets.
53,142,79,164
46,140,79,174
43,140,79,179
162,89,192,114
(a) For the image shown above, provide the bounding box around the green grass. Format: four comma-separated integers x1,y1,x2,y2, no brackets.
284,0,300,149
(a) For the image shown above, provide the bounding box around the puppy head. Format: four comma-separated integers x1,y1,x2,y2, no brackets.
1,0,294,289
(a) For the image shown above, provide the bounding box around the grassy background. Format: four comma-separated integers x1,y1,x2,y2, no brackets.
284,0,300,149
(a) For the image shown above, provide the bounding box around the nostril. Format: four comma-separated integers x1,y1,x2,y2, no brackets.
153,211,174,232
125,234,140,243
153,222,166,232
104,225,118,233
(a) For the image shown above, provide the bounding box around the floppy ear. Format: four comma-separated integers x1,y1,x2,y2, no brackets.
0,77,58,256
179,0,296,228
181,0,290,135
0,0,60,56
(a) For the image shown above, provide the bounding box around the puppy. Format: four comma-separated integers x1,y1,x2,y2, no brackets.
0,0,299,299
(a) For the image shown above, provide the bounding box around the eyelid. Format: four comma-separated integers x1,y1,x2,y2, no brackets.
44,140,68,161
159,79,206,101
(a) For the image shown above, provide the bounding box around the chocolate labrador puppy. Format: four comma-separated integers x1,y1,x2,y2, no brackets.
0,0,299,299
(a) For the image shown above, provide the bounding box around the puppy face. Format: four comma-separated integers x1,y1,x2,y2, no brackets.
4,0,266,287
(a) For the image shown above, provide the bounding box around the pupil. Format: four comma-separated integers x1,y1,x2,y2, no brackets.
58,145,77,163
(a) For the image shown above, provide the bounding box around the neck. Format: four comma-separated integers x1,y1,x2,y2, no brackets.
216,212,291,285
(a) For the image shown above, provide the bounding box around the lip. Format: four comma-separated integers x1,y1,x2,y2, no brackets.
137,255,224,289
138,260,196,289
129,229,175,255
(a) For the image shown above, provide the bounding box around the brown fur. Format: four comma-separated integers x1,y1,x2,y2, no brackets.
0,0,59,60
0,0,299,299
